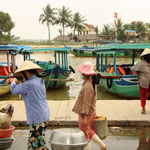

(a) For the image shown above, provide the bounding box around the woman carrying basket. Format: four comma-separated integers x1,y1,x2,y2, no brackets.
6,60,50,150
72,62,107,150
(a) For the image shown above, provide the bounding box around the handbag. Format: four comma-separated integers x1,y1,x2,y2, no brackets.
92,116,109,140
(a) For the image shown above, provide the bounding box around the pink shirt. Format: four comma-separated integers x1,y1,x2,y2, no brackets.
72,78,97,115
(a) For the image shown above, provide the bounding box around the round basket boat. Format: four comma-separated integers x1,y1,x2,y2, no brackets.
49,128,88,150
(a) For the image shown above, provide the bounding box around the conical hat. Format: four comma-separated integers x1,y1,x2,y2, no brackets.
140,48,150,57
14,60,44,76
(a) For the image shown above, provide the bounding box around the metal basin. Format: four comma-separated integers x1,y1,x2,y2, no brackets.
0,138,14,150
49,128,88,150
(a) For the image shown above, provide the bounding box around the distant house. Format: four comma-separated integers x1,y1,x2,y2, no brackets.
79,24,96,35
53,24,117,43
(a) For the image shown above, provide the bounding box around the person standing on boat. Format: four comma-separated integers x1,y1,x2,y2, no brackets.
131,48,150,114
72,62,107,150
6,60,50,150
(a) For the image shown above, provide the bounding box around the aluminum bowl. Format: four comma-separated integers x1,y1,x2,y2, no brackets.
49,128,88,150
0,137,14,150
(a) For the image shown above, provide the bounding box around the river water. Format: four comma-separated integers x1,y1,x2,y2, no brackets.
10,127,150,150
0,51,140,101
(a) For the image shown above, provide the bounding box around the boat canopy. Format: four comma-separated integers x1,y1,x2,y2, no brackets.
22,48,70,54
0,45,18,55
21,48,69,69
8,44,31,52
95,43,150,52
0,45,18,51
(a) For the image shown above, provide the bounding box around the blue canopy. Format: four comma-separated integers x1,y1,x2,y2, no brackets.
8,44,31,52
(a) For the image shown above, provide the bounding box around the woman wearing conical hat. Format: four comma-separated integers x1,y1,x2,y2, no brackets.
131,48,150,114
72,62,107,150
6,60,50,150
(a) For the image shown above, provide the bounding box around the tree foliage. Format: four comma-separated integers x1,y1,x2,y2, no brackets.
55,6,72,42
71,12,86,40
39,4,56,43
0,11,15,43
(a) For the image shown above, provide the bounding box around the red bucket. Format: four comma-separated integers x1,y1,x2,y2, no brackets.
0,126,15,138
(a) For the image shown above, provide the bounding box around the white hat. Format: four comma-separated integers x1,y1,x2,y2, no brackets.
140,48,150,57
14,60,44,76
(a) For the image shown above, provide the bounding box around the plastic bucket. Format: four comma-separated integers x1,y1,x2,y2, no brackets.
92,116,108,139
0,126,15,138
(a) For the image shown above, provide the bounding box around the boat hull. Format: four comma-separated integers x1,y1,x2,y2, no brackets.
70,49,140,58
37,63,70,89
0,85,10,96
99,75,140,99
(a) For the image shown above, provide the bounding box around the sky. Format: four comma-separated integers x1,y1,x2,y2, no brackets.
1,0,150,40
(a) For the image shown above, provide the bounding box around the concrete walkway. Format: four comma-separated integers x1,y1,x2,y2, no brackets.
1,100,150,127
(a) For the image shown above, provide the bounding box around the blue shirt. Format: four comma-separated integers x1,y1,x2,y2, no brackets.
11,75,50,125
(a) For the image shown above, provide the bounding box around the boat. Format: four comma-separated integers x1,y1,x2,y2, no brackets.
94,43,150,99
65,45,96,57
65,44,140,58
0,45,18,96
21,47,75,89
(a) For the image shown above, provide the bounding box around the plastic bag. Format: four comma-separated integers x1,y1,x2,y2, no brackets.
0,104,14,129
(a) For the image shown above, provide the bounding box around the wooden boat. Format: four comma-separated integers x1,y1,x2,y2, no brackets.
0,45,18,96
94,43,150,99
65,45,96,57
65,45,140,58
21,47,75,89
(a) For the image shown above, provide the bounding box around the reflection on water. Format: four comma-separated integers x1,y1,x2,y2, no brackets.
106,127,150,150
0,52,141,100
137,129,150,150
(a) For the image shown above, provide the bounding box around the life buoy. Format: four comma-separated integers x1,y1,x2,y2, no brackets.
118,66,126,75
124,51,129,56
106,77,113,88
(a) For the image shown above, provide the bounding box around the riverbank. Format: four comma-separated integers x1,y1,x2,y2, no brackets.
1,100,150,128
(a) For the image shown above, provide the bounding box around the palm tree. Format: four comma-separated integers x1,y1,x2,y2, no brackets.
56,6,72,42
71,12,86,40
101,24,114,35
58,29,62,36
130,21,147,38
39,4,56,43
115,18,125,41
